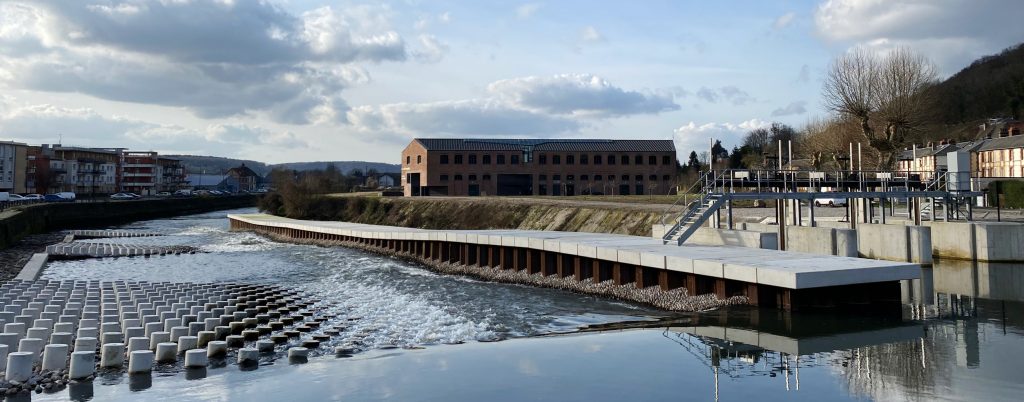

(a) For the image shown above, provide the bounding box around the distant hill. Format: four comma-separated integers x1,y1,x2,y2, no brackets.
166,155,399,176
932,43,1024,124
271,161,400,174
166,155,270,175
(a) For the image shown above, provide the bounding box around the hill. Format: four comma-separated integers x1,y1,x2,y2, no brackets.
166,155,399,175
272,161,400,174
933,43,1024,124
165,155,270,175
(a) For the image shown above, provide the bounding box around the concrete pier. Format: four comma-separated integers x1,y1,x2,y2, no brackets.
229,214,920,311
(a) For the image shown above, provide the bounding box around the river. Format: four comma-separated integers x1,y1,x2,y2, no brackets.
23,208,1024,401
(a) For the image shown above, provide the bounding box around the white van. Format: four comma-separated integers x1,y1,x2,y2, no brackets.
0,192,9,202
55,192,77,201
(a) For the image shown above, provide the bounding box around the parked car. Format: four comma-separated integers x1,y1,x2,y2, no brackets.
194,190,211,197
110,193,135,200
813,195,848,207
173,189,192,197
125,192,142,199
22,194,44,200
54,192,76,201
156,191,172,197
43,194,69,202
8,194,26,202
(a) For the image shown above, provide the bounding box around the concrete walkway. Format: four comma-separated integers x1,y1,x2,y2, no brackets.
229,214,920,290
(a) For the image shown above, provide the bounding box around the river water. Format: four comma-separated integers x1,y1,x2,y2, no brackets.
23,208,1024,401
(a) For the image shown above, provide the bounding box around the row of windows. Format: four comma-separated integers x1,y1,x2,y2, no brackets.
439,174,672,182
432,153,671,166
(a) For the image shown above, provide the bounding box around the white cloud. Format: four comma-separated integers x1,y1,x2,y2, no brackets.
487,74,678,117
516,3,542,19
773,12,796,30
411,34,449,63
346,73,679,139
771,101,807,116
0,98,306,155
797,64,811,83
814,0,1024,74
347,100,580,138
673,119,769,153
580,26,604,43
0,2,405,123
694,86,756,106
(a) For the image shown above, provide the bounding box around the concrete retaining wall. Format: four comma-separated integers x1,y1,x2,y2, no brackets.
650,224,777,249
928,221,1024,262
856,223,932,264
0,196,257,250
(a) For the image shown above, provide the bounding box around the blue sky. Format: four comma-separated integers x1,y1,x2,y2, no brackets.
1,0,1022,163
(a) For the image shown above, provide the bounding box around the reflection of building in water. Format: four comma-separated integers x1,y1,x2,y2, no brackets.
836,259,1024,401
661,311,923,401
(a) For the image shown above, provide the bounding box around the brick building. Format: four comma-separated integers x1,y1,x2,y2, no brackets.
401,139,677,196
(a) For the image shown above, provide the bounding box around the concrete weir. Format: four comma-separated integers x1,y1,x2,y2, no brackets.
229,214,920,312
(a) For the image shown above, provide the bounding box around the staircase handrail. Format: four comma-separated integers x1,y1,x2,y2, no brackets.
661,170,711,225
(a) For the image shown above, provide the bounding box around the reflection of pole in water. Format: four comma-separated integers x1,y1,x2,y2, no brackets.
784,352,790,391
795,355,801,391
714,365,719,402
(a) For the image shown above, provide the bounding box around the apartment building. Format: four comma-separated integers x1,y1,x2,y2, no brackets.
0,141,28,193
30,145,122,195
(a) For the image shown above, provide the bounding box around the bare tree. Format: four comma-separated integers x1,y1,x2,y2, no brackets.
823,47,938,168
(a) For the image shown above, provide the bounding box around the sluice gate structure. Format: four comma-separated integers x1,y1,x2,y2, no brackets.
229,214,919,312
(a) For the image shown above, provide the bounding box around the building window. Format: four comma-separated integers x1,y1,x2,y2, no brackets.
454,174,463,180
634,155,643,165
469,174,477,181
649,155,657,165
621,155,629,165
511,155,520,164
539,174,547,180
454,154,463,164
553,175,561,181
483,174,491,180
594,155,602,165
539,184,547,195
580,154,588,165
621,175,629,181
649,175,657,181
553,155,561,164
539,154,547,164
566,155,575,164
406,156,411,165
662,155,671,165
607,154,616,165
440,175,449,181
469,154,477,164
483,154,491,164
635,175,643,181
567,175,574,181
663,175,671,181
497,154,506,164
417,155,422,164
595,174,603,180
581,175,589,181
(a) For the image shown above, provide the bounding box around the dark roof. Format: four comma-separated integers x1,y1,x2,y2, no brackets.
227,164,260,177
414,138,675,152
978,135,1024,151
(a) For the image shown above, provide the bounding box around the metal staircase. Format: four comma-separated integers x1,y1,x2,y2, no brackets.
661,172,727,245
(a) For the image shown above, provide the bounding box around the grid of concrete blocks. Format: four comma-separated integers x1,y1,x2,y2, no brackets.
0,279,334,384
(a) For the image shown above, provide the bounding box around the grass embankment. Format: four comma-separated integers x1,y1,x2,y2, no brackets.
260,195,673,237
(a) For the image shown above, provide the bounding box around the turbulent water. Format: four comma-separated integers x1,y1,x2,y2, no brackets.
41,208,673,350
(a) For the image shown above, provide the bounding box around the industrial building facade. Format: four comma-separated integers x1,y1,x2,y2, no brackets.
401,139,677,197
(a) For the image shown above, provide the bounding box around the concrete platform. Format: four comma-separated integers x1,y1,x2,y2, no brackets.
228,214,919,291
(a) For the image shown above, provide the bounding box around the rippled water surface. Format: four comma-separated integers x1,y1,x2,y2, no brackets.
28,209,1024,401
42,208,672,348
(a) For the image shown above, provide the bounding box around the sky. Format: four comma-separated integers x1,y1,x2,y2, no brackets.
1,0,1022,164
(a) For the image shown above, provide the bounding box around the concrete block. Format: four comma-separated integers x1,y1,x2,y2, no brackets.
693,260,724,278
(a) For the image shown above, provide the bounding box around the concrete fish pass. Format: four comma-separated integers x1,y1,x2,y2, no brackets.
0,278,350,396
228,214,921,312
